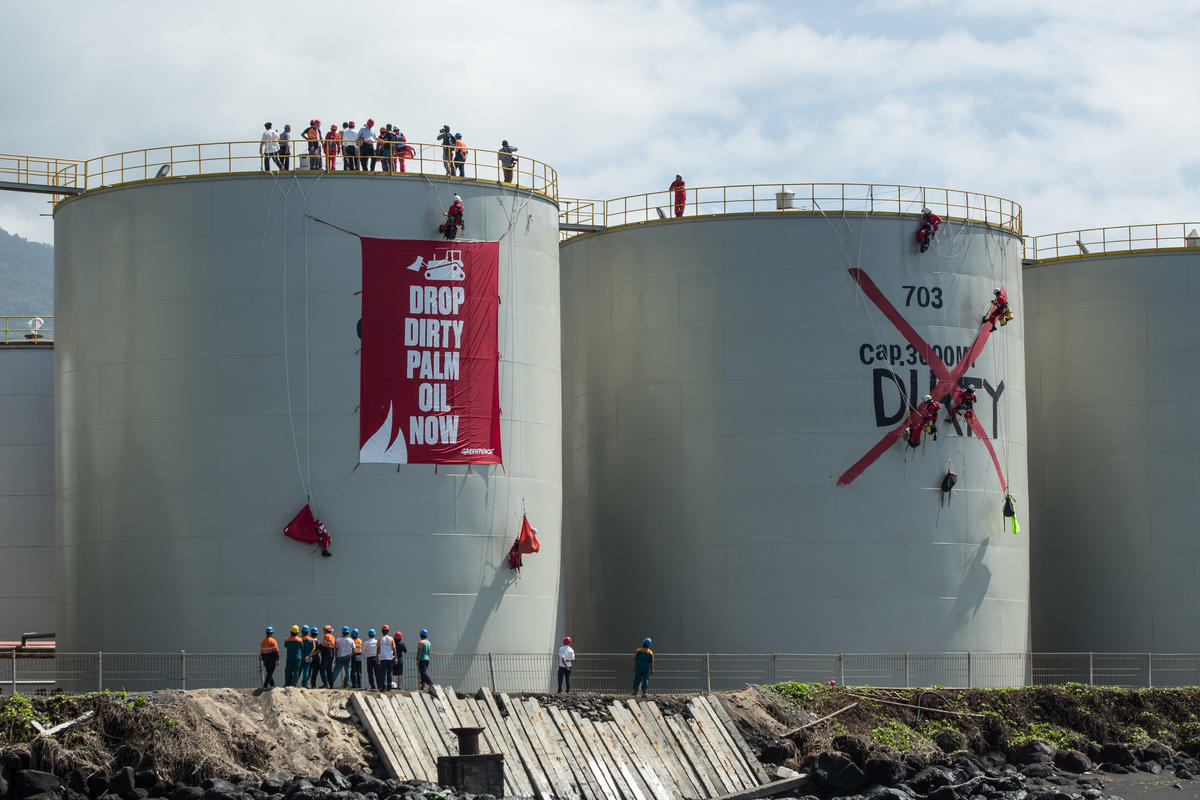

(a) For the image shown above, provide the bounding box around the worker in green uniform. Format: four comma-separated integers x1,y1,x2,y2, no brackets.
283,625,304,687
417,629,434,691
299,625,316,687
633,637,654,696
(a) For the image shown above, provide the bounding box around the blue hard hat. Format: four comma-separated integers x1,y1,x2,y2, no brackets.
342,626,350,635
266,626,274,635
454,132,461,138
301,625,309,634
352,628,360,637
643,637,652,646
420,629,429,637
368,629,376,637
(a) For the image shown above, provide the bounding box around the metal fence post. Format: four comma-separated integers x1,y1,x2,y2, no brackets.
1148,652,1153,688
98,651,103,691
10,649,15,695
181,650,186,690
904,653,910,688
770,653,777,685
967,652,972,688
488,653,496,691
838,653,845,686
1089,652,1094,687
705,653,711,692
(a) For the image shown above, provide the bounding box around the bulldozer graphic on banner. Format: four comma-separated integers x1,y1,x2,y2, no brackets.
406,250,466,281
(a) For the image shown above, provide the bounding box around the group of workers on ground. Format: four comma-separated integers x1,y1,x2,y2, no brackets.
258,122,518,182
258,625,434,691
260,629,655,696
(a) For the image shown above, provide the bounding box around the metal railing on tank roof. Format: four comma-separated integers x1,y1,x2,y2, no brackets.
1026,222,1200,262
0,154,84,196
559,183,1023,239
0,316,53,344
64,140,557,201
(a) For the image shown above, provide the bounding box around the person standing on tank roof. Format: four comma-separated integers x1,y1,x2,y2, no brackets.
438,125,455,175
498,140,518,184
669,175,686,217
278,124,292,170
453,133,468,177
260,123,280,171
417,629,434,691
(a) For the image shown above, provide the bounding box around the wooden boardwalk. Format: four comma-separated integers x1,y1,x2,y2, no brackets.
351,689,771,799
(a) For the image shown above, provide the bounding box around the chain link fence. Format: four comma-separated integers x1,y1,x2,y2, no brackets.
2,651,1199,695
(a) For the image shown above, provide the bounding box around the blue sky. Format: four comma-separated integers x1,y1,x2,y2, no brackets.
1,0,1196,244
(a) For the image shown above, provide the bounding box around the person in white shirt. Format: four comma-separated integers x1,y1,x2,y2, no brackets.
557,636,575,693
331,626,356,688
358,119,377,172
362,629,380,689
342,121,357,171
260,123,280,172
376,622,395,691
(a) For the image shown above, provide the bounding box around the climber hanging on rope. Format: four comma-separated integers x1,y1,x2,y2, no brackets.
982,287,1013,331
439,194,465,240
915,207,943,253
906,394,940,448
945,383,977,425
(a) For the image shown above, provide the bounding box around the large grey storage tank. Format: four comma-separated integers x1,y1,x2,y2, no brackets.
1026,224,1200,652
53,167,562,654
0,341,56,640
560,185,1029,656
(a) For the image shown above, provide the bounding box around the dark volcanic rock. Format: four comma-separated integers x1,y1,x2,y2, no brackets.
134,772,159,791
864,755,906,786
864,787,913,800
65,770,88,795
831,735,872,766
1021,763,1057,779
1100,762,1132,774
813,751,867,794
1013,741,1055,765
1098,744,1136,767
88,775,111,799
909,766,954,793
171,787,203,800
933,728,968,755
1138,742,1172,764
24,792,64,800
761,738,797,765
108,769,137,800
1053,749,1092,773
0,772,9,800
926,786,958,800
259,776,286,795
319,771,350,793
281,779,313,797
13,770,64,800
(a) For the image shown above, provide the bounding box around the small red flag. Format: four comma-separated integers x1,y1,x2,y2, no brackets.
283,504,332,555
518,514,540,554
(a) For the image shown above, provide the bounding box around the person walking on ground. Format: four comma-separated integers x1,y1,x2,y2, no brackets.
377,624,396,691
557,636,575,694
498,140,518,184
669,175,686,218
633,637,654,697
283,625,304,687
342,122,357,171
453,133,468,177
324,124,341,170
331,626,354,688
392,630,407,689
278,124,292,170
351,628,363,689
299,625,316,687
309,624,321,688
259,627,279,689
358,119,377,172
363,628,379,690
319,624,337,688
260,123,280,172
417,629,434,691
437,125,455,175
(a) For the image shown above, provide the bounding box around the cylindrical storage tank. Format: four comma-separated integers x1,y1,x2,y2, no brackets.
561,188,1029,658
1025,230,1200,652
53,171,562,654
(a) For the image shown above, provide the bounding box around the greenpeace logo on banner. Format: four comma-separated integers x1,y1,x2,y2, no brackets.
359,239,501,465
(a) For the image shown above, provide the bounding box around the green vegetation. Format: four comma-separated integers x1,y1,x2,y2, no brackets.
871,720,923,750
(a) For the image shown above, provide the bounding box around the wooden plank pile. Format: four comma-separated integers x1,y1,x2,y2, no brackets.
351,688,771,800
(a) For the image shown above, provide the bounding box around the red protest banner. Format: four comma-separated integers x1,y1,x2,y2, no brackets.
359,238,501,465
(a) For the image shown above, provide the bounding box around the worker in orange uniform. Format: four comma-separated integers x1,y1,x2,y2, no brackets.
302,120,322,170
983,287,1013,331
283,625,303,687
299,625,316,687
669,175,686,217
319,624,337,688
324,124,340,170
259,627,279,689
351,628,363,689
453,133,468,178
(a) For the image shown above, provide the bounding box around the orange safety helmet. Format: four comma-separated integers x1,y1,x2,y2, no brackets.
324,625,333,632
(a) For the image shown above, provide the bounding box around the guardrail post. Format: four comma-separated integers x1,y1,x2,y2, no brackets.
904,653,910,688
1089,652,1094,687
1147,652,1153,688
967,652,972,688
705,653,711,692
181,650,186,690
98,651,103,691
838,653,845,686
10,649,15,695
488,652,496,691
771,653,777,685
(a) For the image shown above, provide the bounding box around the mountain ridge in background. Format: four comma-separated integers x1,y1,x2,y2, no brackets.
0,225,53,317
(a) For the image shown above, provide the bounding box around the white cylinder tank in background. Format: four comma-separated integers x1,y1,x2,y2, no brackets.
560,207,1029,657
53,173,562,653
1026,244,1200,652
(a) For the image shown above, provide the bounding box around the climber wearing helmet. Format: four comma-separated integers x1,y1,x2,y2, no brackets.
946,383,978,427
440,195,465,240
259,626,279,689
351,629,363,689
283,625,304,687
916,207,943,253
331,626,355,688
557,636,575,694
417,629,435,691
633,637,654,696
983,287,1013,331
907,394,941,448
